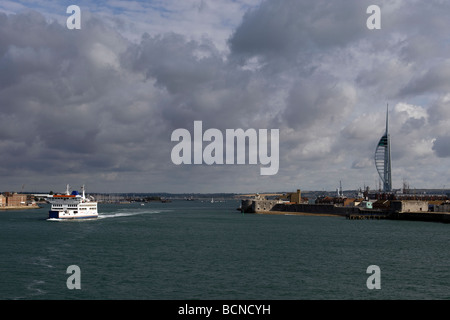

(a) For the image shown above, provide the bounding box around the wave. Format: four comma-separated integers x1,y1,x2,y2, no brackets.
31,256,54,269
98,209,169,220
27,280,46,297
45,208,171,221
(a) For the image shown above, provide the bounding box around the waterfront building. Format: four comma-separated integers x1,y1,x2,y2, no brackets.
289,189,303,204
0,192,29,207
374,106,392,192
5,193,27,206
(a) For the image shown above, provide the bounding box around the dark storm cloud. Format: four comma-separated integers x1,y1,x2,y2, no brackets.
122,31,279,132
1,0,450,192
228,0,368,59
0,11,143,177
125,33,223,95
433,136,450,158
0,8,279,190
400,63,450,97
428,96,450,124
429,96,450,159
283,73,356,131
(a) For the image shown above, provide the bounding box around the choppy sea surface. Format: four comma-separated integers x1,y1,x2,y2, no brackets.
1,200,450,300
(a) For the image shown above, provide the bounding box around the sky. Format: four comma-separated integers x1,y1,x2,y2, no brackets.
1,0,450,194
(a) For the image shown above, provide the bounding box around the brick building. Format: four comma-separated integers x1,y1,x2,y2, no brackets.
7,193,27,206
1,193,27,207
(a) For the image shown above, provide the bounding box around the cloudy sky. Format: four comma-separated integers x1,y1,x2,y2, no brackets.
1,0,450,194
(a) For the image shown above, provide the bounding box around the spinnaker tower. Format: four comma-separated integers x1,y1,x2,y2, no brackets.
374,106,392,192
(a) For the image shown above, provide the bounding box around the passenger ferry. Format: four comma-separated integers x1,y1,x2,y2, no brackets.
47,185,98,220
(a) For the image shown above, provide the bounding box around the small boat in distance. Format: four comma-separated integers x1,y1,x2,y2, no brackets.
47,185,98,220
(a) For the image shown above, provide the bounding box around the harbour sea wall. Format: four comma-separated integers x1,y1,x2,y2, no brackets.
246,200,362,217
0,205,40,210
241,199,450,223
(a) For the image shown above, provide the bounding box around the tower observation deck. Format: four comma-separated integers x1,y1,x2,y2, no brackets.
374,106,392,192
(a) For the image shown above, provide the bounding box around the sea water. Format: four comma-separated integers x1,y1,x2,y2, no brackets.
1,200,450,300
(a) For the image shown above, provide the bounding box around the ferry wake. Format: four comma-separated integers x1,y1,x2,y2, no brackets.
47,185,98,220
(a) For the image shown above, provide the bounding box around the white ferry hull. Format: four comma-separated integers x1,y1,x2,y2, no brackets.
48,210,98,220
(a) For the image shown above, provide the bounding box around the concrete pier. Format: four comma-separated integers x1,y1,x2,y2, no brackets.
388,211,450,223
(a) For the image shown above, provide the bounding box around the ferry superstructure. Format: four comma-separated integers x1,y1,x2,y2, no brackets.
47,185,98,220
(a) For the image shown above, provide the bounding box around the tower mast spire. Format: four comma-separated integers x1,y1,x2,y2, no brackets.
386,103,389,135
385,104,392,192
374,104,392,193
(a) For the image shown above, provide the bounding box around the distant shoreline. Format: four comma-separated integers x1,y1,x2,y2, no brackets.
0,205,40,211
